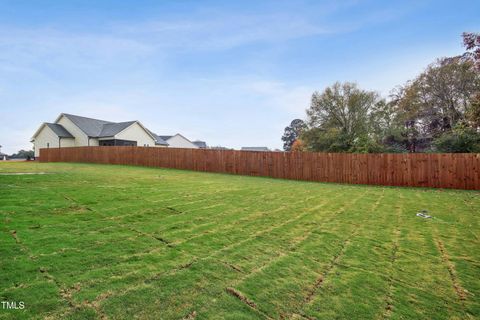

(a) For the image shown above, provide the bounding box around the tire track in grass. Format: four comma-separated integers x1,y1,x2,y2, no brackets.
50,181,268,231
225,287,274,320
304,228,358,304
48,185,269,230
55,188,331,296
124,189,326,262
275,189,389,320
115,188,319,254
388,189,468,319
190,189,350,262
66,187,343,307
435,239,468,302
186,195,362,319
101,186,293,238
424,189,468,311
381,231,400,319
150,188,332,256
46,185,294,257
4,226,106,319
95,188,363,314
303,191,386,305
199,189,375,319
376,189,468,320
413,191,471,313
161,187,317,243
378,193,403,320
436,191,480,316
170,194,321,247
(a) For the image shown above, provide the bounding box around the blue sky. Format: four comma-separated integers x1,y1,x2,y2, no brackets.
0,0,479,154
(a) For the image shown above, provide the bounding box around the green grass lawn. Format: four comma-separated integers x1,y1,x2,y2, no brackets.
0,162,479,320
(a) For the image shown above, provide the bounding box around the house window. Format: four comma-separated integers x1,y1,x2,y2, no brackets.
99,139,137,146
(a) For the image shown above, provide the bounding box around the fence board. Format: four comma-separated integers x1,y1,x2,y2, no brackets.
39,147,480,190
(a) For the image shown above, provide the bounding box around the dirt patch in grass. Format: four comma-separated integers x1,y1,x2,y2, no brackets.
166,206,183,214
0,172,53,175
10,230,19,243
436,239,468,301
382,228,401,319
226,287,258,309
182,310,197,319
221,260,244,273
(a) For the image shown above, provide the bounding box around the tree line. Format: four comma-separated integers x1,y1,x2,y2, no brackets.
282,33,480,153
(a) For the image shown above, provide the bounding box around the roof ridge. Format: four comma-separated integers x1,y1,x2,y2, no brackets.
62,113,114,123
102,120,136,125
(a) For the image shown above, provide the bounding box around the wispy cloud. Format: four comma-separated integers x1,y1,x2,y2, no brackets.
0,0,410,72
114,13,330,51
0,28,154,69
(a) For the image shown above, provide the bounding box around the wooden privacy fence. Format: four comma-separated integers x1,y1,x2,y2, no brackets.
40,147,480,190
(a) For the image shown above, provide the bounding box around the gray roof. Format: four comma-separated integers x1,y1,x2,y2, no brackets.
56,113,169,145
98,121,136,137
241,147,270,152
193,140,207,148
143,129,169,146
158,135,173,141
45,123,74,138
62,113,112,137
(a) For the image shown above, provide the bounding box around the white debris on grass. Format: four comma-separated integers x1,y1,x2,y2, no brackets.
416,210,432,219
0,172,52,175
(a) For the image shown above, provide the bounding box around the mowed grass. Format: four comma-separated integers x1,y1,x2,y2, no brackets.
0,162,479,320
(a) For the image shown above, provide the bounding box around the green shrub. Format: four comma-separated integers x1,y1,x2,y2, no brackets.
432,125,480,152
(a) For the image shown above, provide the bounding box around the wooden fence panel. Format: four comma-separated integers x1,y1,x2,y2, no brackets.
39,147,480,190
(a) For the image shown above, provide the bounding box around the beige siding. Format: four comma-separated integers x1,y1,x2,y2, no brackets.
33,125,59,157
166,134,198,148
115,122,156,146
60,138,75,148
89,138,100,146
56,115,90,146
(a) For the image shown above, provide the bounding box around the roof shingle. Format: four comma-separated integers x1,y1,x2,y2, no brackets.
193,141,207,148
45,123,74,138
98,121,136,137
62,113,112,137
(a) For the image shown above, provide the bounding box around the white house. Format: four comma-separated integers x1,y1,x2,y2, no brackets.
241,147,270,152
0,145,8,161
31,113,170,157
157,134,200,149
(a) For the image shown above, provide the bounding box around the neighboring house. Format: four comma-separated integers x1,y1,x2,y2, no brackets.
157,134,199,149
192,140,207,149
241,147,270,152
210,146,232,150
0,145,8,161
31,113,169,157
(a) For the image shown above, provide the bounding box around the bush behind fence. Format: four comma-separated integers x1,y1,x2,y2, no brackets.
40,146,480,190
